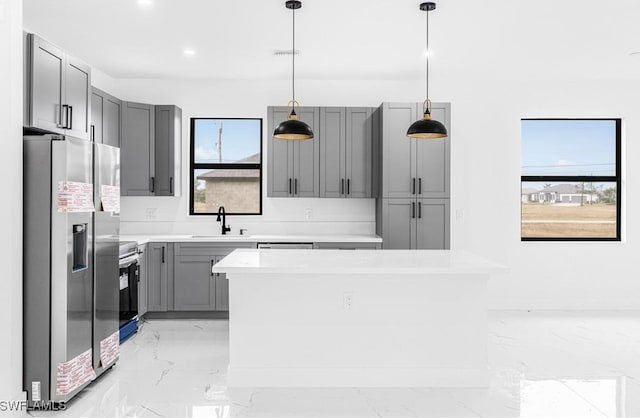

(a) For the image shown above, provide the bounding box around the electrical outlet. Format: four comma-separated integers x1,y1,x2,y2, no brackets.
343,292,354,310
304,208,312,221
146,208,158,220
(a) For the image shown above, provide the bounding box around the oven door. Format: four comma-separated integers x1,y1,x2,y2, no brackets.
119,253,139,326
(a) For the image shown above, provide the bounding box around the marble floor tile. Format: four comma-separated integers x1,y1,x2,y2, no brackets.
25,312,640,418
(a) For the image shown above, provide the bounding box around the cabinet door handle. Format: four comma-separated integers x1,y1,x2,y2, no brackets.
150,176,155,193
412,202,416,219
60,105,69,128
211,259,214,277
418,201,422,219
412,178,416,195
169,177,173,194
347,179,350,195
90,125,95,142
294,178,298,195
341,179,344,195
67,105,73,129
161,246,165,263
418,178,422,195
289,178,292,195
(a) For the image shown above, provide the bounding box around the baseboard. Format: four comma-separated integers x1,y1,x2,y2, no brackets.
142,311,229,320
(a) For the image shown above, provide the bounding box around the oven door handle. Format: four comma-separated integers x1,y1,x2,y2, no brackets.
119,253,139,268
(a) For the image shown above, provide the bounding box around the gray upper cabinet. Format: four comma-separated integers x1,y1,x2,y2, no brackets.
91,87,122,147
91,91,103,144
121,102,182,197
381,102,450,199
320,107,373,198
24,33,91,140
377,102,451,249
154,105,181,196
267,106,320,197
121,101,154,196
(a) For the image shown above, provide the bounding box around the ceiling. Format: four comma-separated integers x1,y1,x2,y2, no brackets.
23,0,640,81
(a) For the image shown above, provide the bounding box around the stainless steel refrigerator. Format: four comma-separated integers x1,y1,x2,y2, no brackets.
23,134,120,405
92,142,120,378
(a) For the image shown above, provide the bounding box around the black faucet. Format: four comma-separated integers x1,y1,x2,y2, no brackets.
216,206,231,235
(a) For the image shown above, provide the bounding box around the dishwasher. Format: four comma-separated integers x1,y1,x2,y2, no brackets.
257,242,313,249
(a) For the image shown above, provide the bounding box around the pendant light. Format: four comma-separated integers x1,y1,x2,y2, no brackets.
273,0,314,140
406,2,448,139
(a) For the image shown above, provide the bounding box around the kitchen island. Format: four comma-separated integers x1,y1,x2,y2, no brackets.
213,249,506,388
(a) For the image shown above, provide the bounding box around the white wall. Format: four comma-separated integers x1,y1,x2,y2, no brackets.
112,72,640,310
0,0,23,402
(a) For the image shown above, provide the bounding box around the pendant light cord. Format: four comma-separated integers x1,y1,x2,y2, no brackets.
292,6,296,103
425,8,429,101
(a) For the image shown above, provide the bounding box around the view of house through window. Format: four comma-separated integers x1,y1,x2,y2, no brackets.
521,119,621,240
190,118,262,215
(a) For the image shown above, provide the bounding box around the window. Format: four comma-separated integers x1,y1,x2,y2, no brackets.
190,118,262,215
521,119,621,241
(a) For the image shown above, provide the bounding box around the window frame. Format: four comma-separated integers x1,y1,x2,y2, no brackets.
520,118,621,242
189,117,263,216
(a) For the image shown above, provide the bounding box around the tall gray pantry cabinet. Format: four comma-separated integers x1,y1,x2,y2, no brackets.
376,102,451,249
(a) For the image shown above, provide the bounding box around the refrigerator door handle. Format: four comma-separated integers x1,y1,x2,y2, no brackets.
67,106,73,129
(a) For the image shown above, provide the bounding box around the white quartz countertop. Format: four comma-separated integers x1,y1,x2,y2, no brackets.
212,249,508,275
120,234,382,245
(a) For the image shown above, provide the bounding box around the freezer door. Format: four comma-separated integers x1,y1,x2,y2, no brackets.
93,143,120,376
50,136,96,402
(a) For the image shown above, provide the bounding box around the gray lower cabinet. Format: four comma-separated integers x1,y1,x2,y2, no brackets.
138,244,148,317
173,254,216,311
379,198,450,249
147,242,172,312
213,255,230,311
121,102,182,196
172,242,255,312
91,87,121,147
24,33,91,140
267,106,320,197
319,107,374,198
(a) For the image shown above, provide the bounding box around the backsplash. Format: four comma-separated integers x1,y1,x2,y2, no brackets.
119,196,376,236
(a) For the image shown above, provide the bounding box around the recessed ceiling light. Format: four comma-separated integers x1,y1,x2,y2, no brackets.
183,49,196,56
137,0,153,7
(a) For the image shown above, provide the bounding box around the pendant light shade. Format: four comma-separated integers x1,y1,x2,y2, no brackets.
274,0,314,140
407,100,448,139
274,101,314,140
407,2,448,139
